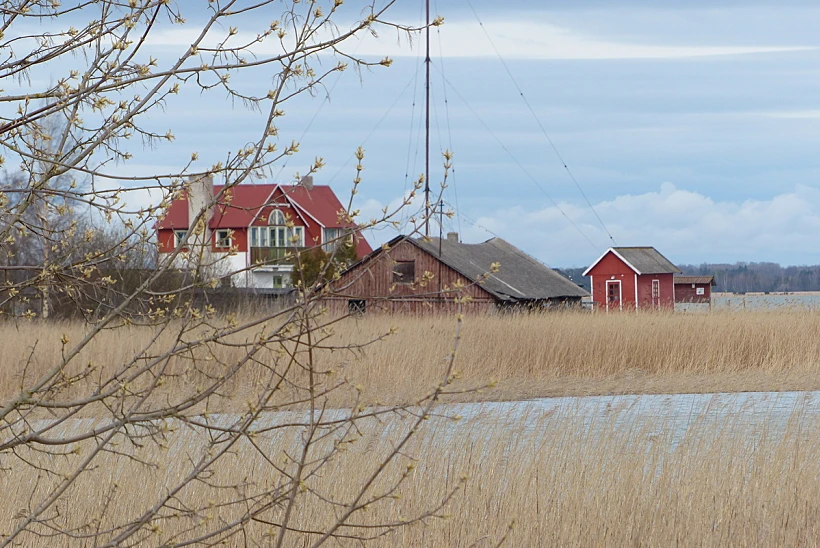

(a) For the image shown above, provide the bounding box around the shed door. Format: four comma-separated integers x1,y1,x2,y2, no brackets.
651,279,660,309
606,280,622,311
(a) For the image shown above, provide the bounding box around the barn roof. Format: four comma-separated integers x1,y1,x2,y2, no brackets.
410,236,589,301
583,247,681,276
674,275,715,286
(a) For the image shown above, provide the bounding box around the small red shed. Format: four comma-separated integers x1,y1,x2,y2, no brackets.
583,247,681,311
674,275,715,304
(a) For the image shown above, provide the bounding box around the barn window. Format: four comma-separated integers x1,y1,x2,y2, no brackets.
392,260,415,284
696,287,705,295
348,299,366,315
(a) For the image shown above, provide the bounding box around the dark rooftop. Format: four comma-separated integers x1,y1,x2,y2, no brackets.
413,236,589,301
674,275,715,286
611,247,681,275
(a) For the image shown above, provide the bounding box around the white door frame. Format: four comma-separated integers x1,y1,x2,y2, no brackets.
651,279,660,309
606,280,622,311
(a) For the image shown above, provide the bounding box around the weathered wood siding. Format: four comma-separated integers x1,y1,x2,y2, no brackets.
322,239,497,315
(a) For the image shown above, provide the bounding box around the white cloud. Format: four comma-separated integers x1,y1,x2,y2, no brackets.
143,19,814,61
761,109,820,119
359,183,820,267
359,20,816,60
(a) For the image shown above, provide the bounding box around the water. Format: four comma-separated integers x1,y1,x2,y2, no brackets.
14,390,820,452
712,292,820,310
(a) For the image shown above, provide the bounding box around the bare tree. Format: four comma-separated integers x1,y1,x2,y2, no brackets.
0,2,481,546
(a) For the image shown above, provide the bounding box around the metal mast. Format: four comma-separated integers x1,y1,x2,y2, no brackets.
424,0,431,237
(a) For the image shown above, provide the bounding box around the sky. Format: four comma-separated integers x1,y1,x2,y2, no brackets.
11,0,820,268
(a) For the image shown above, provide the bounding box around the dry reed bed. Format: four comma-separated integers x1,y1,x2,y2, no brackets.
5,310,820,408
4,313,820,545
2,397,820,546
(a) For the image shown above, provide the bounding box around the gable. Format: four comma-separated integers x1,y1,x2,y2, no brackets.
332,237,496,301
584,247,681,276
584,250,638,277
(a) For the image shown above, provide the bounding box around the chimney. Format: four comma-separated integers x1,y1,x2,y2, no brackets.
186,174,214,252
446,232,459,243
300,175,314,191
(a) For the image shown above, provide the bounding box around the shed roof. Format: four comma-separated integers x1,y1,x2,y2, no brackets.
674,275,715,286
409,236,589,301
584,247,681,276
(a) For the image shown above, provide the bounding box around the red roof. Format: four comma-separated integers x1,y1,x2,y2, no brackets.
279,185,355,228
157,184,357,230
156,183,372,256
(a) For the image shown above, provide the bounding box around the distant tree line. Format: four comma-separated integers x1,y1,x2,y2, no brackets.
677,262,820,293
557,263,820,294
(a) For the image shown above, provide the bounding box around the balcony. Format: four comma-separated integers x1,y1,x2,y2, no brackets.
250,246,306,265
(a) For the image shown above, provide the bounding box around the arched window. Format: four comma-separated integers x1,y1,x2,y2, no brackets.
252,208,302,248
269,209,286,226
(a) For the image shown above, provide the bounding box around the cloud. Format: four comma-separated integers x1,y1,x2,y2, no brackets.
143,19,814,61
761,110,820,120
359,20,815,60
359,183,820,267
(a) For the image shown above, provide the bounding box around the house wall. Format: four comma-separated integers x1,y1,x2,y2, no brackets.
214,227,248,252
157,228,249,253
636,273,676,310
322,239,497,315
586,251,637,310
675,283,712,304
157,229,176,252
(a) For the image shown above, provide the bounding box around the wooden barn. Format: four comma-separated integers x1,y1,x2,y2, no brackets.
322,233,589,315
583,247,681,311
674,275,715,304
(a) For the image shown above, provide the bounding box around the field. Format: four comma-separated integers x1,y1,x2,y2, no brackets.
3,310,820,545
5,310,820,407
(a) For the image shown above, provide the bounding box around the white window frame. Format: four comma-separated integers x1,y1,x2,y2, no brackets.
323,227,342,251
174,229,188,247
269,209,286,226
287,226,304,247
266,209,303,247
651,279,660,309
215,229,232,249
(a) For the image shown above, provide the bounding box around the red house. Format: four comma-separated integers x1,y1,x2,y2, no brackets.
583,247,681,311
155,176,371,288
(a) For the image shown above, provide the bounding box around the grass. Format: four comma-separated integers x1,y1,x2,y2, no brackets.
3,310,820,545
5,310,820,410
2,396,820,545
